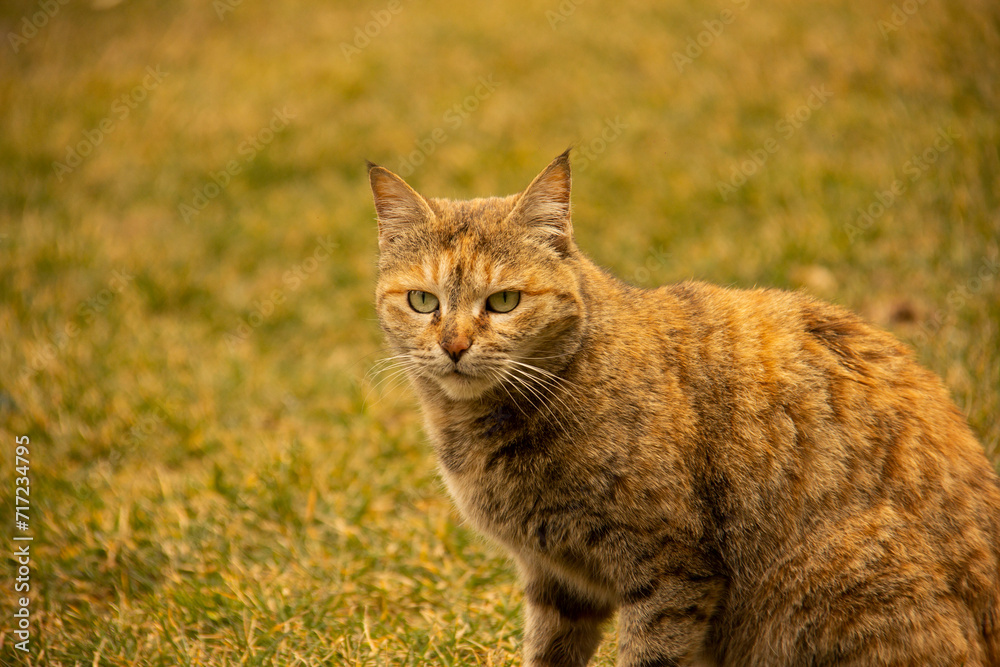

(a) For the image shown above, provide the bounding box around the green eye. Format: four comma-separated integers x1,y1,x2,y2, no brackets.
407,291,439,314
486,290,520,313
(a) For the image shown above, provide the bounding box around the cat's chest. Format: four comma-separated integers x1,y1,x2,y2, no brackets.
439,452,596,574
430,407,586,545
428,402,707,592
437,412,665,586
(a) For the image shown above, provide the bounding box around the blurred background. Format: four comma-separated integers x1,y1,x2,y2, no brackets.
1,0,997,663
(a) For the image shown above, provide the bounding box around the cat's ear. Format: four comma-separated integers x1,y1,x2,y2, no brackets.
368,162,435,248
509,149,573,255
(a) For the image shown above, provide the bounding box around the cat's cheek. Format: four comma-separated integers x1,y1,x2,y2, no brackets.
489,298,535,326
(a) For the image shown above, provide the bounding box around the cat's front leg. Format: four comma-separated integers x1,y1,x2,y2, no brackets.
615,576,724,667
519,562,615,667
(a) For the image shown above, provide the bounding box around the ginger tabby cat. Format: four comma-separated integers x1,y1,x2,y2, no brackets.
368,151,1000,667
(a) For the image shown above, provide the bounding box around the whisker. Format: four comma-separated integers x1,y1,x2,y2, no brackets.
367,353,415,370
503,368,557,426
364,361,416,393
503,363,576,432
369,363,415,393
506,360,581,403
513,351,578,361
364,362,412,384
362,370,412,409
350,346,403,376
504,362,583,430
507,359,580,390
488,368,532,420
365,355,413,379
363,355,421,408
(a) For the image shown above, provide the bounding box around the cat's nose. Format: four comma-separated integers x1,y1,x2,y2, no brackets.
441,334,471,363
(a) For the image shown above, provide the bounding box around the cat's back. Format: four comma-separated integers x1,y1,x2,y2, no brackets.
634,280,1000,664
647,278,998,500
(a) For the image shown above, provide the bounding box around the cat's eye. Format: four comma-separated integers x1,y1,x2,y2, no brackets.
486,291,520,313
408,290,439,314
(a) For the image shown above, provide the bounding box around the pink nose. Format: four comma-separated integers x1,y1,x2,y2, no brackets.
441,335,471,363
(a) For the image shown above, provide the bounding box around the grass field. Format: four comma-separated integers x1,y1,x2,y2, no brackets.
1,0,998,664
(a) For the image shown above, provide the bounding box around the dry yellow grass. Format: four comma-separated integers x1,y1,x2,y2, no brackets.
0,0,997,664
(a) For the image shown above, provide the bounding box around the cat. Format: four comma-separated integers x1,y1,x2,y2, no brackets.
368,150,1000,667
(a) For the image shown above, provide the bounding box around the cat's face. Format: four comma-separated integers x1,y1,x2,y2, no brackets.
371,152,585,401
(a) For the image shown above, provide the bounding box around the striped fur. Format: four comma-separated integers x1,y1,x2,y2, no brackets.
370,152,1000,667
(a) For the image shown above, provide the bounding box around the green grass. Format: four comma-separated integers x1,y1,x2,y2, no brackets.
1,0,998,663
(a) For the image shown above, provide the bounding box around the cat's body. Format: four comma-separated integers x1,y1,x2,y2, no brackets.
369,151,1000,666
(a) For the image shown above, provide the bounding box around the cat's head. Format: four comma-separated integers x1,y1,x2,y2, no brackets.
370,151,587,402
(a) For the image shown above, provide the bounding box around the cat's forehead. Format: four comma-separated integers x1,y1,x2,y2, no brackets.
413,225,519,286
378,192,557,291
378,241,522,302
380,196,538,291
426,195,519,235
417,246,511,290
417,195,525,263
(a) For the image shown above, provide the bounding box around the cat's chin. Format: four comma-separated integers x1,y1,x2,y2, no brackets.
434,371,496,401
